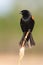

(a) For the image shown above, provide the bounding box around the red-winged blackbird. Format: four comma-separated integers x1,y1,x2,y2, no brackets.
19,10,35,47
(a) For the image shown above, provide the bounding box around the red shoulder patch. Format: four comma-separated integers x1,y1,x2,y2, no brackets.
32,16,34,20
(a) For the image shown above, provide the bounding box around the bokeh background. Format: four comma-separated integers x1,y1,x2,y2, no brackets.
0,0,43,65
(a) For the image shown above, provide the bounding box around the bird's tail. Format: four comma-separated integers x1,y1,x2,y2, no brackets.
30,34,35,46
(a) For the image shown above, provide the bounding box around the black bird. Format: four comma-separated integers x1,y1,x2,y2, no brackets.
19,10,35,47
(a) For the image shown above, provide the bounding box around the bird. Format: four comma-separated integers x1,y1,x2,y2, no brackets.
19,10,35,47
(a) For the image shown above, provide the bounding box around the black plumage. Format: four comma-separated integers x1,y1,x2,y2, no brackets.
19,10,35,47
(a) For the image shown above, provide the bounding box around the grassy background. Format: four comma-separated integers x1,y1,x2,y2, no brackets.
0,8,43,54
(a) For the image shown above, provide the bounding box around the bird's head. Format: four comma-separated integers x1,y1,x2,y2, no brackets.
20,10,31,19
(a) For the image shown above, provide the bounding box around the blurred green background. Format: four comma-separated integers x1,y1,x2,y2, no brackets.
0,0,43,54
